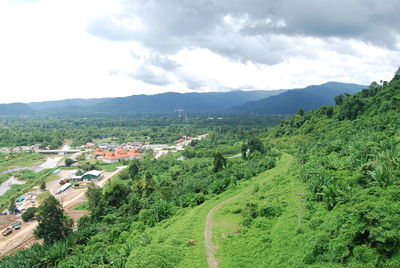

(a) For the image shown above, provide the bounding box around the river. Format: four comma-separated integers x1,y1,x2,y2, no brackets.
0,176,25,196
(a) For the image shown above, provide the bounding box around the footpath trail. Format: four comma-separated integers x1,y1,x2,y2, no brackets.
205,195,238,268
204,154,293,268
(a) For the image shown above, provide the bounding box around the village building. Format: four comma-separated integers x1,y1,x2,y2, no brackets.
82,142,96,148
95,146,141,163
174,136,192,143
81,170,103,180
94,148,106,156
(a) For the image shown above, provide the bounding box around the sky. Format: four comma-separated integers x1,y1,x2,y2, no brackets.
0,0,399,103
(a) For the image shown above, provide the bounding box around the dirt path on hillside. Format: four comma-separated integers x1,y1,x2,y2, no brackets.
205,195,238,268
204,154,293,268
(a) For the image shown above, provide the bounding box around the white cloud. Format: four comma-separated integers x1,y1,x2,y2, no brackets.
0,0,399,103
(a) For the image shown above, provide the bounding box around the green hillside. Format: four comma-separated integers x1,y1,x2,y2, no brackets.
21,90,285,116
0,103,34,115
231,82,365,114
205,69,400,267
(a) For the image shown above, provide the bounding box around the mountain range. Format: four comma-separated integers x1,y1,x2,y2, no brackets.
230,82,366,114
0,82,366,116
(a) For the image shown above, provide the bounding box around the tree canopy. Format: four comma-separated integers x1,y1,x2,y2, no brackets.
34,195,72,244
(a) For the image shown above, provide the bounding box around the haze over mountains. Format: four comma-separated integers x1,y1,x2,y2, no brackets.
0,82,366,116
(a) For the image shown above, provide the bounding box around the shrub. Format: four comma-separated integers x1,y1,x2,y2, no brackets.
353,245,378,265
22,207,37,222
126,245,183,268
65,158,74,167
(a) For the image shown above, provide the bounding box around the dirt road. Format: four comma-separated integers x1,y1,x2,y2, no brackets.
0,221,37,256
205,195,238,268
0,166,126,257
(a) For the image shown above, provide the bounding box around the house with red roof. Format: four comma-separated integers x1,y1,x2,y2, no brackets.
98,147,141,163
83,142,96,148
94,148,106,156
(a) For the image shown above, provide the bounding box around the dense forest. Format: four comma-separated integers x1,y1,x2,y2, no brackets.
263,68,400,266
0,115,282,149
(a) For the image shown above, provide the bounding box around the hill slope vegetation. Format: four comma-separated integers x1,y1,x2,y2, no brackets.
0,103,35,116
20,90,285,115
231,82,365,114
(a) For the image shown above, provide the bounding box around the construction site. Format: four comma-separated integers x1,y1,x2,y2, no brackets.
0,163,126,257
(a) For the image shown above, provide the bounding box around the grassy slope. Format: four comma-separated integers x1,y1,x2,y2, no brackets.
126,154,295,267
213,153,311,268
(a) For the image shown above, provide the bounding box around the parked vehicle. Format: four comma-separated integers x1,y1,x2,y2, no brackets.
2,227,12,236
59,178,71,185
12,221,22,230
56,182,71,194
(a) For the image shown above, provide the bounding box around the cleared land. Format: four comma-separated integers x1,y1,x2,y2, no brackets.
0,166,126,257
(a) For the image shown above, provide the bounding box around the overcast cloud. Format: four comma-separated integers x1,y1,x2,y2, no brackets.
0,0,399,103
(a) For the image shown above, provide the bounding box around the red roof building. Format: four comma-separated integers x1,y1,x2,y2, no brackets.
94,148,105,156
83,142,96,148
99,147,141,163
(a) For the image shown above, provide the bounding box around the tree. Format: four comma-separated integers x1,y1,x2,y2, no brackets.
241,143,248,160
65,158,74,167
212,152,227,173
297,108,305,116
129,161,140,180
248,137,265,154
80,162,97,172
133,172,156,199
86,184,105,219
103,179,130,208
34,195,72,244
143,172,155,198
22,207,37,222
8,198,16,214
394,67,400,81
40,181,46,191
335,94,345,105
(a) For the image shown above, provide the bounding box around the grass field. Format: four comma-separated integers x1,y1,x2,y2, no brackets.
0,169,57,210
0,153,46,173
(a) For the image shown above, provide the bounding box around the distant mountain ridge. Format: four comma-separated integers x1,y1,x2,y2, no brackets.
230,82,366,114
90,90,286,114
0,103,35,116
28,98,111,110
0,82,366,116
4,90,285,115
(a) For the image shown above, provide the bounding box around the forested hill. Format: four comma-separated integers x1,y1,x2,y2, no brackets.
69,90,285,114
264,68,400,266
230,82,365,114
0,82,364,116
0,103,35,116
9,90,284,116
27,98,111,111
